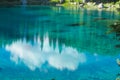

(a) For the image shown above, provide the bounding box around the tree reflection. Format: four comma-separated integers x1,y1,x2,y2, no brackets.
5,34,86,71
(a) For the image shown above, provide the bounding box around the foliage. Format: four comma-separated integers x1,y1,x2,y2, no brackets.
50,0,60,3
74,0,83,3
116,0,120,5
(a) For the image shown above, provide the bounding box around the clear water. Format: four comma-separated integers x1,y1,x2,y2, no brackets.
0,6,120,80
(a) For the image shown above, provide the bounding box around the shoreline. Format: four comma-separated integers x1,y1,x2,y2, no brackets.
0,1,120,13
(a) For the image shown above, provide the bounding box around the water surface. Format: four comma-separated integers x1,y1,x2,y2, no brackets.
0,6,120,80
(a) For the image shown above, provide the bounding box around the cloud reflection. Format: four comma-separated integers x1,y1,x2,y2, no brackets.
5,35,86,71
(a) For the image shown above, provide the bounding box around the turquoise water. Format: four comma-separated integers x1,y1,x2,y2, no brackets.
0,6,120,80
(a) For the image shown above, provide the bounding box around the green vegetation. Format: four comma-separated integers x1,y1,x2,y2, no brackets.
0,0,120,11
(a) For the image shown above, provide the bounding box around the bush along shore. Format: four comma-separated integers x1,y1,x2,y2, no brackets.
56,1,120,12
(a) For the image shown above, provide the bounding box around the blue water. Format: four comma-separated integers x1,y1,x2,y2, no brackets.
0,6,120,80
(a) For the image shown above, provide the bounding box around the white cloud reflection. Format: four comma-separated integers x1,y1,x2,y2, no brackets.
5,35,86,71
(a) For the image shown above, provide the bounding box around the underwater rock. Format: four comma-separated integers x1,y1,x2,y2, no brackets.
116,58,120,66
67,22,86,27
116,77,120,80
51,78,55,80
98,3,104,9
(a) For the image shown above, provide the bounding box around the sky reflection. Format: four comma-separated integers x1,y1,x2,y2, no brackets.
5,34,86,71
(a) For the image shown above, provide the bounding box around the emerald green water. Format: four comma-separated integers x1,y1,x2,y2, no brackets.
0,6,120,80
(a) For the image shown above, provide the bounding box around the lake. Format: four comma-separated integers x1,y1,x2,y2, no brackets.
0,6,120,80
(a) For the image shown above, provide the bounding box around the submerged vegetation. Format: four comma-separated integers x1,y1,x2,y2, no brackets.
109,21,120,48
